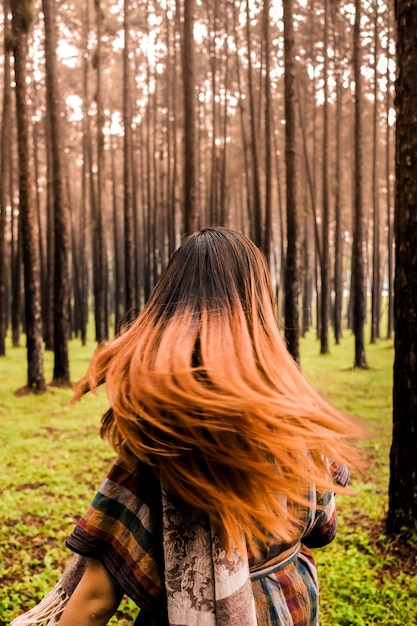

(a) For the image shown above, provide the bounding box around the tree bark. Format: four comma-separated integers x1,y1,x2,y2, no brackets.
11,0,46,391
208,0,219,226
333,174,344,344
272,109,285,314
387,0,417,537
42,0,71,384
296,75,322,275
245,0,262,247
78,0,90,346
283,0,300,363
182,0,198,234
165,3,177,256
31,76,45,337
333,0,344,345
44,114,55,351
0,0,12,356
352,0,368,368
386,5,394,340
144,3,153,299
111,140,124,332
320,0,330,354
123,0,136,320
232,1,252,229
152,67,160,286
263,0,272,262
93,0,108,343
371,0,381,344
11,185,22,348
219,25,229,227
302,210,312,335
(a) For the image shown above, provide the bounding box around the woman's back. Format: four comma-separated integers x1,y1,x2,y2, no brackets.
13,227,364,626
76,227,363,554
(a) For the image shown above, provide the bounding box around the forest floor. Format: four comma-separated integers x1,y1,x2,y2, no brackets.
0,330,416,625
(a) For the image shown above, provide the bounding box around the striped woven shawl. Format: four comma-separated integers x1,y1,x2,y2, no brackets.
11,456,257,626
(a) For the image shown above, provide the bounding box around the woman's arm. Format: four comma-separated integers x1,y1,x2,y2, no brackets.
302,490,338,548
58,558,122,626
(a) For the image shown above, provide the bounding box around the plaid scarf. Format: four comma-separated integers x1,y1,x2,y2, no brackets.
11,457,257,626
11,458,348,626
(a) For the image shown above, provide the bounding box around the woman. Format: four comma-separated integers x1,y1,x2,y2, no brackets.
13,227,363,626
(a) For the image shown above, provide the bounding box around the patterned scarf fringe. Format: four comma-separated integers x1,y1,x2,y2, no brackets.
10,580,69,626
11,554,87,626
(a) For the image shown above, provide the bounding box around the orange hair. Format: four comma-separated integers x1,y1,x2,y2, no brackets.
74,227,364,553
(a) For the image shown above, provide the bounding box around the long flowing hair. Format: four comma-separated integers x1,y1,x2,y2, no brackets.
74,227,363,552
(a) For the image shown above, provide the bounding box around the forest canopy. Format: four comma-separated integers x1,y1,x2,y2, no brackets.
0,0,395,371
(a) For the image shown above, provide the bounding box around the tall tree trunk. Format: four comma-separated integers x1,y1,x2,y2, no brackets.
333,4,344,345
386,5,394,340
144,4,153,300
68,174,82,340
219,27,229,226
272,117,285,314
123,0,136,320
371,0,381,344
346,124,355,332
208,0,219,226
0,0,12,356
132,102,145,308
29,73,46,337
42,0,71,384
166,3,176,256
296,73,320,331
352,0,368,368
94,0,108,343
79,0,90,346
296,75,322,274
44,115,55,351
387,0,417,537
320,0,330,354
302,209,312,335
31,81,45,337
232,0,252,228
283,0,300,363
111,140,124,331
272,117,285,315
11,177,22,348
245,0,262,247
182,0,198,233
11,0,46,391
152,71,160,286
263,0,272,262
308,39,320,340
137,124,149,304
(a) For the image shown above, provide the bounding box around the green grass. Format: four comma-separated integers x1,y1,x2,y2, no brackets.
0,330,416,625
0,340,137,624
